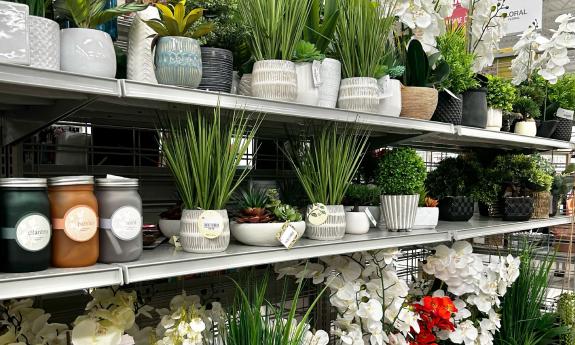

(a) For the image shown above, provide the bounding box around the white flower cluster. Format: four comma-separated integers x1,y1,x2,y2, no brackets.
154,293,210,345
422,241,520,345
510,24,547,85
276,248,417,345
0,298,68,345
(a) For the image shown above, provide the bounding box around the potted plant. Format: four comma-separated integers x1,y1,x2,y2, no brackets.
376,147,426,231
491,154,536,221
549,74,575,141
512,96,540,136
144,0,212,88
292,40,325,106
425,156,480,221
530,154,555,219
474,168,502,218
238,0,310,102
60,0,146,77
376,64,405,117
230,188,305,247
334,0,396,113
432,25,478,125
486,74,517,131
412,194,439,230
343,184,381,234
283,124,369,240
159,107,262,253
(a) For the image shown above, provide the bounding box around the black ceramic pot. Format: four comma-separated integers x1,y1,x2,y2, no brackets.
439,196,474,221
502,197,533,221
198,47,233,93
537,120,559,138
551,117,573,141
431,91,463,125
479,201,502,217
461,88,488,128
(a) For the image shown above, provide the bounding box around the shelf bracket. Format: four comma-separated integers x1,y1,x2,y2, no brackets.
1,96,99,146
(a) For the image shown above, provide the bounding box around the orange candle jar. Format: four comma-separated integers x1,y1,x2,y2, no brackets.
48,176,99,267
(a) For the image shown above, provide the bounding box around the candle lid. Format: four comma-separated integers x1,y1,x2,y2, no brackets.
95,176,139,187
0,178,47,188
48,176,94,186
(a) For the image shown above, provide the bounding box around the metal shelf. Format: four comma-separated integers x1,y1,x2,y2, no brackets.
451,216,571,240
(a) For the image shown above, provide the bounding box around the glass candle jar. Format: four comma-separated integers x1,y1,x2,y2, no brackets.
48,176,99,268
96,177,143,263
0,178,51,272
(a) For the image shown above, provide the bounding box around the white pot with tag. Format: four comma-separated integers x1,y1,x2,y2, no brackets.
179,209,230,253
377,77,401,117
318,58,341,108
306,203,346,240
344,206,379,228
345,212,370,234
230,221,305,247
295,61,321,106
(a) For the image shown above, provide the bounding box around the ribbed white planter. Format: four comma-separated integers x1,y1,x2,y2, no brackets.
486,107,502,131
179,209,230,253
380,195,418,231
61,28,116,78
514,120,537,136
338,77,380,113
412,207,439,230
306,204,346,240
318,58,341,108
230,221,305,247
127,6,159,83
238,73,252,96
295,62,319,106
345,212,370,235
252,60,297,101
29,16,59,70
377,78,401,117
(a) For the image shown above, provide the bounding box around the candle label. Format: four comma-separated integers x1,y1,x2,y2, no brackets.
109,206,142,241
198,210,224,239
15,213,51,252
63,206,98,242
307,203,328,225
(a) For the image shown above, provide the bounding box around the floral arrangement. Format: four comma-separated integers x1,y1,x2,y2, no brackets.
409,296,457,345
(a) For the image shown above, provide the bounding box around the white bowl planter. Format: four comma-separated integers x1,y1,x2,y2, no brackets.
377,77,401,117
29,16,59,70
485,107,502,131
158,219,181,238
179,209,230,253
61,28,116,78
338,77,380,113
306,204,346,240
514,120,537,136
230,221,306,247
345,212,370,235
380,195,418,231
412,207,439,230
127,6,159,83
295,62,319,106
252,60,297,101
344,206,380,228
318,58,341,108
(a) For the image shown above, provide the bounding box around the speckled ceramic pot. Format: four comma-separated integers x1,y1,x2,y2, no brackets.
154,36,202,88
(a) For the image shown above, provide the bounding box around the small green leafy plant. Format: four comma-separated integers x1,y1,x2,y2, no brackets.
472,168,501,205
487,74,517,112
404,39,450,88
436,26,478,94
490,154,553,196
234,188,302,223
292,40,325,63
558,292,575,345
376,147,426,195
550,74,575,111
63,0,146,29
425,156,481,200
343,184,381,211
513,96,541,119
144,0,212,38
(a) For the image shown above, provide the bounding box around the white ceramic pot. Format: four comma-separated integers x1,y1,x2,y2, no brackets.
29,16,59,70
345,212,370,235
230,221,306,247
318,58,341,108
127,6,158,83
252,60,297,101
61,28,116,78
179,209,230,253
231,71,240,94
338,77,380,113
380,195,418,231
486,107,503,131
344,206,380,228
377,78,401,117
239,73,252,96
158,219,181,238
306,204,346,240
514,120,537,136
0,1,29,65
412,207,439,230
295,62,320,106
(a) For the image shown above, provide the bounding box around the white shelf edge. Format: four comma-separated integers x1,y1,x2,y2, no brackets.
455,126,573,150
453,216,571,240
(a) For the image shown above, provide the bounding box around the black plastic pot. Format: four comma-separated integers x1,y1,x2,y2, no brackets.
479,201,502,217
431,91,463,125
502,197,533,221
198,47,233,93
537,120,558,138
439,196,474,221
551,117,573,141
461,88,488,128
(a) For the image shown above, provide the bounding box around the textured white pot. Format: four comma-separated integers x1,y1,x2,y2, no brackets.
344,206,380,228
377,78,401,117
158,219,181,238
295,62,320,106
179,209,230,253
514,120,537,136
61,28,116,78
486,107,503,131
29,16,59,70
0,1,29,65
230,221,305,247
412,207,439,230
318,58,341,108
238,73,252,96
252,60,297,101
345,212,370,234
380,195,418,231
338,77,380,113
306,204,346,240
127,6,158,83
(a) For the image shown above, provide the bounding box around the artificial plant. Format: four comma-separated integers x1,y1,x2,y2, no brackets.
490,154,552,196
62,0,146,29
292,40,325,63
343,184,381,211
436,25,478,95
558,292,575,345
376,147,426,196
303,0,339,54
425,156,481,200
234,188,302,223
550,74,575,111
144,0,212,39
403,39,450,88
486,74,517,112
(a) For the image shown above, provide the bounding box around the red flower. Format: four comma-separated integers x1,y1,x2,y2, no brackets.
408,296,458,345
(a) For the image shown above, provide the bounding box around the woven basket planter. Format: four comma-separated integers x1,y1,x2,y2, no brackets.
502,197,533,221
439,196,474,221
400,86,438,120
431,91,463,125
179,209,230,253
305,205,346,240
252,60,297,101
380,195,418,231
531,191,551,219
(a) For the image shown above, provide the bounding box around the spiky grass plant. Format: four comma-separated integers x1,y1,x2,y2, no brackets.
334,0,397,79
283,124,370,205
160,107,262,211
238,0,310,61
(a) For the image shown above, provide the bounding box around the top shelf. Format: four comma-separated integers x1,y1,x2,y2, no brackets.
0,64,572,151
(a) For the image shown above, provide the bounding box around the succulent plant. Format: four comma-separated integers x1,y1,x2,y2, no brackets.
235,188,274,223
273,204,303,222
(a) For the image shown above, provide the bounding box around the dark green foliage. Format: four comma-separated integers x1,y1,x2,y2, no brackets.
303,0,339,54
343,184,381,210
487,74,517,112
376,148,426,195
550,74,575,111
513,96,541,119
425,156,481,200
490,154,553,195
404,40,450,88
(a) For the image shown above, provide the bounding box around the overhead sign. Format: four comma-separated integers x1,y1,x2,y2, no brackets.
504,0,543,34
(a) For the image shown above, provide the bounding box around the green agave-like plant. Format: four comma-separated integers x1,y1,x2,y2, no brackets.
144,0,212,38
238,0,311,61
160,107,263,210
63,0,147,29
303,0,339,54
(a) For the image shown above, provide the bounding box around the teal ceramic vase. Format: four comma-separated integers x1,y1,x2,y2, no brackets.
154,36,202,88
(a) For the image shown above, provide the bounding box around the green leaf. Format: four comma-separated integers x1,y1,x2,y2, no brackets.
90,2,147,28
405,39,429,87
65,0,89,28
143,19,169,37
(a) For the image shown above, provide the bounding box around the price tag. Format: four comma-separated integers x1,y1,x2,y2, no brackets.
364,208,377,227
307,203,328,225
198,210,224,239
276,222,300,249
444,88,461,100
556,107,574,120
312,60,322,87
169,235,182,250
378,75,393,99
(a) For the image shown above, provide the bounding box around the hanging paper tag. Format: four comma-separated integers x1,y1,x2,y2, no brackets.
364,208,377,227
307,203,328,225
276,222,299,249
556,107,574,120
312,60,322,87
169,235,182,250
444,89,461,100
198,210,224,239
378,75,393,99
